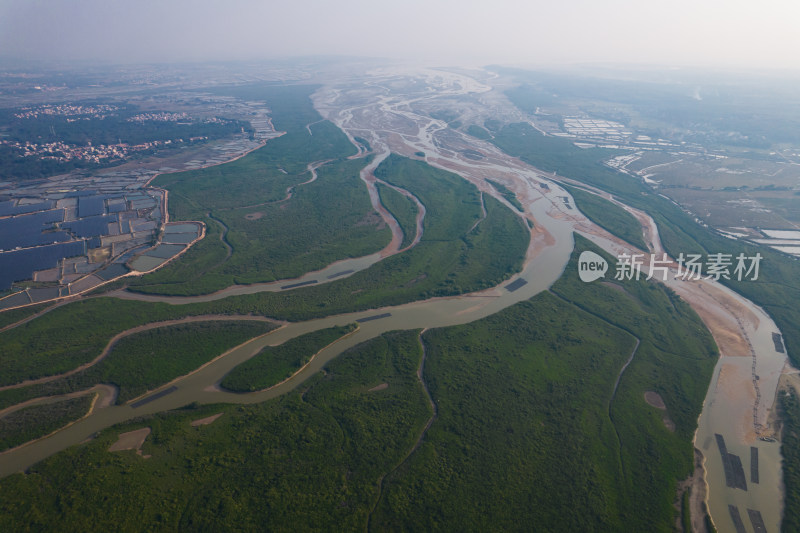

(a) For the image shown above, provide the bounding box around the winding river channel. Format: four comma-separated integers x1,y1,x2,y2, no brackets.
0,66,792,532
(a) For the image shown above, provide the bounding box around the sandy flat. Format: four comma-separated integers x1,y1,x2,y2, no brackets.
191,413,223,427
108,427,151,452
716,362,758,443
644,391,666,409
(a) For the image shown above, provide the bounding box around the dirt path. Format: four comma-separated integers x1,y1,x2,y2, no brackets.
0,315,280,392
611,338,641,403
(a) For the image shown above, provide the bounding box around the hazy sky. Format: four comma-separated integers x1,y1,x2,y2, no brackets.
2,0,800,70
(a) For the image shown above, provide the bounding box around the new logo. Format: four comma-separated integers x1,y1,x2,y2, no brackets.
578,251,608,282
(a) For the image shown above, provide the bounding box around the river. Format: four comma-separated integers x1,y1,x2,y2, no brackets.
0,66,792,532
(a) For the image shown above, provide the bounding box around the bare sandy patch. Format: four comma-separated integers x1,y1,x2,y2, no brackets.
644,391,667,409
245,212,265,220
369,383,389,392
93,384,118,409
88,246,111,263
716,362,759,443
675,448,712,533
191,413,223,427
673,283,750,357
644,391,676,432
455,303,487,316
108,427,151,455
355,211,385,229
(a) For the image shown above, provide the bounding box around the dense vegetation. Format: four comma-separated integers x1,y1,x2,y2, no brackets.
221,325,356,392
0,238,717,530
486,178,524,212
0,395,93,452
0,144,90,180
0,105,248,147
377,182,418,249
190,157,527,317
0,320,276,410
0,302,50,330
0,155,528,392
374,292,636,531
374,236,717,531
490,114,800,372
375,154,481,241
153,85,354,213
138,154,527,317
781,388,800,532
0,299,216,387
551,236,717,530
132,156,390,295
130,85,390,295
466,124,492,140
0,331,431,531
96,321,278,404
565,184,648,250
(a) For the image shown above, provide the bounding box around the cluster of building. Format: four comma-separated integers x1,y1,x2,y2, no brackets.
13,103,118,119
127,111,190,123
1,137,206,164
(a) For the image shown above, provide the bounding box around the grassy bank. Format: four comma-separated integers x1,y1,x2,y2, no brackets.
221,325,356,392
132,156,390,295
0,330,431,531
565,184,648,250
377,182,418,249
0,395,93,452
0,299,216,387
0,315,276,408
486,178,524,212
780,387,800,532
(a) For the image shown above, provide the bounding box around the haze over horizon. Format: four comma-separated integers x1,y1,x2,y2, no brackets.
1,0,800,71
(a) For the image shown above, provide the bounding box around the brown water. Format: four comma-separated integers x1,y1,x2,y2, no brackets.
0,178,577,477
583,226,790,533
686,283,787,533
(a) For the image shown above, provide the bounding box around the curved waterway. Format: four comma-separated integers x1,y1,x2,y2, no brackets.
581,218,790,533
0,174,578,477
1,67,793,532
